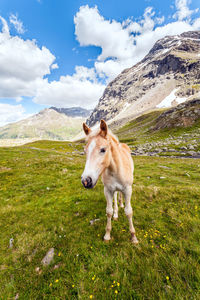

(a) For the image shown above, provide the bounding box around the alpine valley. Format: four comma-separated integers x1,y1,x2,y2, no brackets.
0,31,200,147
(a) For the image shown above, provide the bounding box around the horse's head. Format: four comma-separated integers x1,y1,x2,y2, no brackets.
81,120,111,189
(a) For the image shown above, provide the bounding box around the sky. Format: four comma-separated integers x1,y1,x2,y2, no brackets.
0,0,200,126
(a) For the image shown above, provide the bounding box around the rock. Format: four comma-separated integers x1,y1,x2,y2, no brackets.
90,219,100,225
159,165,171,169
187,151,196,156
160,177,166,179
188,145,195,150
9,238,14,249
53,264,61,270
41,248,54,266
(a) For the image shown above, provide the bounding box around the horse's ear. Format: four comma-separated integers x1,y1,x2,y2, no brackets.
100,119,108,137
83,123,91,135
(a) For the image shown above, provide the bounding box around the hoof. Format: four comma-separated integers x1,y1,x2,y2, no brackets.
104,239,110,243
131,233,139,245
104,235,111,242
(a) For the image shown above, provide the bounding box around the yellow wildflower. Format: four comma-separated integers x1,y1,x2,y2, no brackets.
166,276,169,280
55,279,59,283
72,284,75,288
58,252,61,256
49,283,52,287
115,290,118,294
89,295,93,299
117,282,120,286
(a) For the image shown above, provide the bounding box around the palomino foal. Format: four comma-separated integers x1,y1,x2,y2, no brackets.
81,120,138,244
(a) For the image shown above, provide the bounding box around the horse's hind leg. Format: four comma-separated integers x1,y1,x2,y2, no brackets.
119,192,124,208
113,192,118,220
104,187,114,241
124,186,138,244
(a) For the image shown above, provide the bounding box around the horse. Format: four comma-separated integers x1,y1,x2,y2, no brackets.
81,119,138,244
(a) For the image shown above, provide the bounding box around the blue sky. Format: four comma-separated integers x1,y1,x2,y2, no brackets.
0,0,200,126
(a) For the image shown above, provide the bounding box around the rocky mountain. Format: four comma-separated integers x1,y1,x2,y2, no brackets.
87,31,200,128
152,98,200,130
50,107,92,118
0,107,91,142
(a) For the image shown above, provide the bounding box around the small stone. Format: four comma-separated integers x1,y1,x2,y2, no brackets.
90,219,100,225
187,151,196,156
35,267,42,274
53,264,61,270
9,238,14,249
160,177,166,179
41,248,54,266
159,165,171,169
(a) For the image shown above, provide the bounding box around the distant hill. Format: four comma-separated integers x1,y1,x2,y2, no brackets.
0,107,91,142
50,107,92,118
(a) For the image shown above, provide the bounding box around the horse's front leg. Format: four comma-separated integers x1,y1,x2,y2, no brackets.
113,191,118,220
124,186,138,244
104,186,114,241
119,192,124,208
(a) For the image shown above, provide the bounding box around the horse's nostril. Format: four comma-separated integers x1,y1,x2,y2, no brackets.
82,176,93,188
87,176,92,185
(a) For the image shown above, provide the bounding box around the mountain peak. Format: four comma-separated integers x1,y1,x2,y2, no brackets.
50,107,92,118
86,30,200,127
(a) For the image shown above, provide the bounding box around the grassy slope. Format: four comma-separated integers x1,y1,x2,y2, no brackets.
0,141,200,299
116,109,200,153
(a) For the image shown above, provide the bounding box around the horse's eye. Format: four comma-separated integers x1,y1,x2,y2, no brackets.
100,148,106,153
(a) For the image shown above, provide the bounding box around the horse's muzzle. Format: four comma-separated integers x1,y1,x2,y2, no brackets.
81,176,93,189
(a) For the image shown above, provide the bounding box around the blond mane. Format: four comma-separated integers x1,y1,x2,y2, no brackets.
86,128,119,145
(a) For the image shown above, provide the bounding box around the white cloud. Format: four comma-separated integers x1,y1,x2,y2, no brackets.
0,16,56,98
9,13,25,34
74,4,200,81
173,0,198,21
0,103,31,127
33,66,106,109
0,16,105,111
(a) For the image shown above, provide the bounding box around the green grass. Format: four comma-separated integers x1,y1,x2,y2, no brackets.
116,109,200,145
0,141,200,299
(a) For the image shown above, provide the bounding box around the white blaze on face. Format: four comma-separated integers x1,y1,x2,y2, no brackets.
82,139,100,184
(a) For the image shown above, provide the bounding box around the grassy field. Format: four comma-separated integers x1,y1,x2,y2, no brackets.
0,140,200,299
